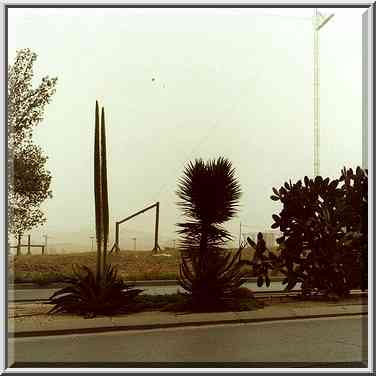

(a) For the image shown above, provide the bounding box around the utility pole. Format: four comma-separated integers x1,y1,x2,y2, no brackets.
313,9,334,177
16,234,21,256
132,237,137,251
43,234,48,254
238,222,242,248
27,235,31,255
90,236,95,252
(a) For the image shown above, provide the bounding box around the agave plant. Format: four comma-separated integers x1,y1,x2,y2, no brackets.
176,157,247,310
179,247,251,311
49,264,143,317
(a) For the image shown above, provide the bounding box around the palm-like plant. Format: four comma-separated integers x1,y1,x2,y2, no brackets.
176,157,246,310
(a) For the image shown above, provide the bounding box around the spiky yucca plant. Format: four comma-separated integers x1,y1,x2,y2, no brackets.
176,157,247,310
49,264,143,317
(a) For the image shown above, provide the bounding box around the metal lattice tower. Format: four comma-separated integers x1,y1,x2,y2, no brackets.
313,9,334,177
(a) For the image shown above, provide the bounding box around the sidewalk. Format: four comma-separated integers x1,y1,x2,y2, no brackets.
9,297,367,338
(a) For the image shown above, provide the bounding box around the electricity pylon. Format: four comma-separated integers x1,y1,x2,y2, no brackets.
313,9,334,177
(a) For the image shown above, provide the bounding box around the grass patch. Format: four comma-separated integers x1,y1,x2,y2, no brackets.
11,271,73,285
9,248,282,285
9,250,180,284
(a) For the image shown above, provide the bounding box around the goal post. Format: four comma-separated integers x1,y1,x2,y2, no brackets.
110,202,161,253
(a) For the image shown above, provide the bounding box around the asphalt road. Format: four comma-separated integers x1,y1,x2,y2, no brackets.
9,316,367,366
9,281,298,302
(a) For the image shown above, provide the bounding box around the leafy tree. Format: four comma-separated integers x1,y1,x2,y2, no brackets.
8,49,57,143
176,157,248,311
9,142,52,237
8,49,57,252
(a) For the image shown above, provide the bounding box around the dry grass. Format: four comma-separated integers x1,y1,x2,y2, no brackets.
9,247,280,285
9,250,180,284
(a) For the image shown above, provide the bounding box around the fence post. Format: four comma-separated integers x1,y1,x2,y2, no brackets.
27,235,31,255
115,222,119,252
153,202,160,253
43,235,48,254
16,234,21,256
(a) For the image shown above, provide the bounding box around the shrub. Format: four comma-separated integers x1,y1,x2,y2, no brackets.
338,167,368,291
49,264,143,317
245,235,278,288
269,167,368,298
176,157,252,311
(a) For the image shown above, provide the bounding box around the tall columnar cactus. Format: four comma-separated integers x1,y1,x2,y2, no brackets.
94,101,109,282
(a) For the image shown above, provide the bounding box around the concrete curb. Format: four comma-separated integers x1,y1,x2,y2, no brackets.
10,290,368,305
9,290,301,303
9,307,367,338
9,290,367,305
9,277,286,290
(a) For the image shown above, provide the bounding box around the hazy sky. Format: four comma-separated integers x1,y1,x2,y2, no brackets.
8,7,365,249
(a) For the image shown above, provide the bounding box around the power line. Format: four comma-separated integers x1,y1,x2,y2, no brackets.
151,83,256,202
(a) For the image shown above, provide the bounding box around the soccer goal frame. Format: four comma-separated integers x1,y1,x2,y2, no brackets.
110,202,161,253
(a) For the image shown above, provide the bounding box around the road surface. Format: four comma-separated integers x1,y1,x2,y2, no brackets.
9,316,367,366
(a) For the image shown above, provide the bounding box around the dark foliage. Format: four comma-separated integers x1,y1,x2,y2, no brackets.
49,264,143,317
246,234,278,288
178,247,250,311
176,157,247,310
338,167,368,291
160,288,260,313
269,167,368,298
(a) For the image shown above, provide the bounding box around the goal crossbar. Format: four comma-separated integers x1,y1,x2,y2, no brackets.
110,202,161,253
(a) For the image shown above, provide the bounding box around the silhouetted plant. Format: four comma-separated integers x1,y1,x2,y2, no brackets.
94,101,109,281
338,167,368,291
246,233,278,288
269,167,368,298
49,102,141,316
49,264,143,317
176,157,249,311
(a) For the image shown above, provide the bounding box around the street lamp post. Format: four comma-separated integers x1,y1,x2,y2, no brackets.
313,9,334,177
